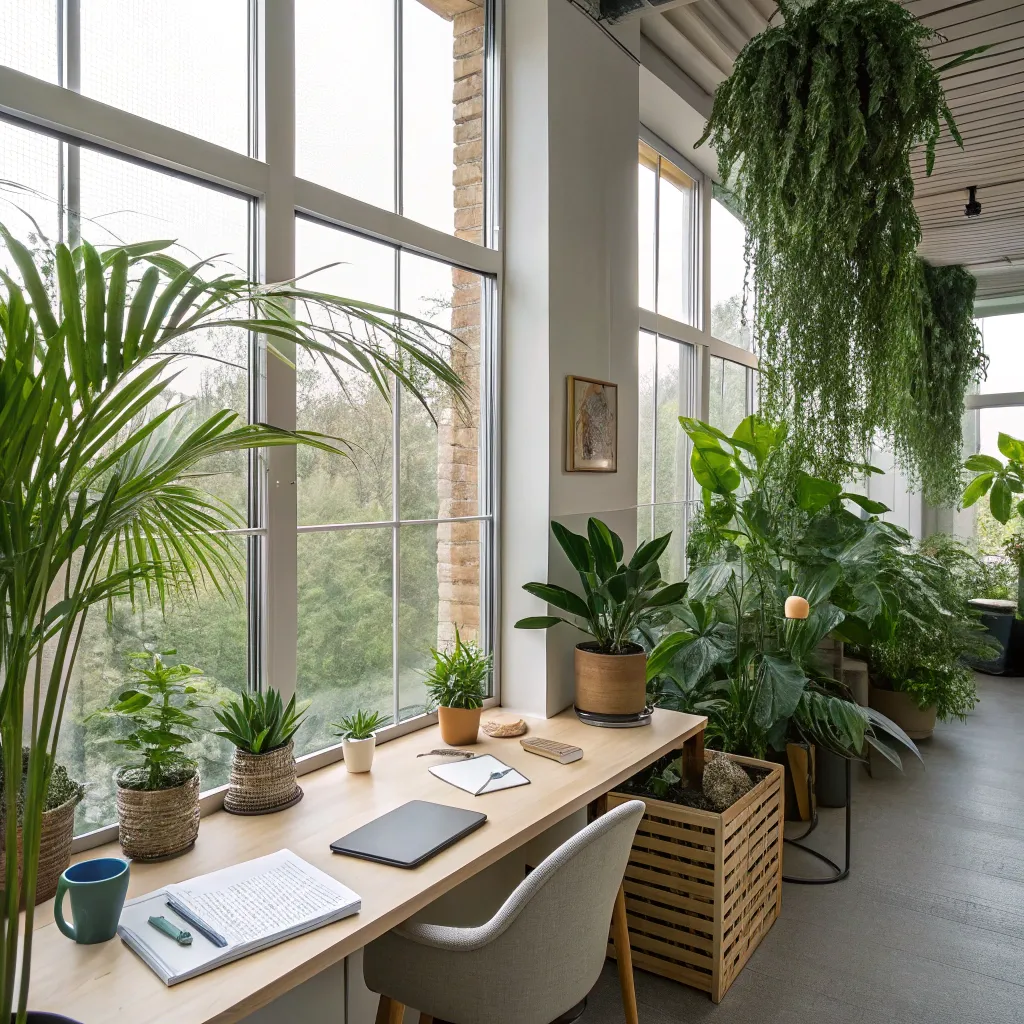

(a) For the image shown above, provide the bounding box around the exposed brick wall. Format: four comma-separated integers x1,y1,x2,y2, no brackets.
425,0,485,648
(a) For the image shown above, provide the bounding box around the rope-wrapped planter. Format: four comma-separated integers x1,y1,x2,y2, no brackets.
0,795,79,905
223,740,302,815
116,771,200,861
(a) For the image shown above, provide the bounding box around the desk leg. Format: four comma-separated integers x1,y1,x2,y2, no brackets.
611,884,639,1024
680,728,705,789
375,995,406,1024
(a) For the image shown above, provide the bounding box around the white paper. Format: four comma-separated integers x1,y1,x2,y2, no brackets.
429,754,530,796
118,849,361,985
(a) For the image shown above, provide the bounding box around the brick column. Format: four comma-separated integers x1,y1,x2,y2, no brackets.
420,0,485,647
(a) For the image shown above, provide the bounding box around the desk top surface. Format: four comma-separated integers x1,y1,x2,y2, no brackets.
29,707,704,1024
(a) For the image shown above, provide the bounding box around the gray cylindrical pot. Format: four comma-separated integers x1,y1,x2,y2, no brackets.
815,748,848,808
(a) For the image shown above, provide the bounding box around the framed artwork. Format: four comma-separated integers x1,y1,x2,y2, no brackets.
566,375,617,472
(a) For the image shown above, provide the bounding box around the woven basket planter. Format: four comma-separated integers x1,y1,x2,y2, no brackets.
0,795,78,905
223,741,302,815
607,752,784,1003
116,771,200,861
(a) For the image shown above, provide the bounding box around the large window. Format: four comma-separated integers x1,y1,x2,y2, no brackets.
2,0,498,842
637,332,697,582
710,193,751,351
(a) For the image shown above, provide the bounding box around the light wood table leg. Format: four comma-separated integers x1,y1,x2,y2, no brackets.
611,883,639,1024
375,995,406,1024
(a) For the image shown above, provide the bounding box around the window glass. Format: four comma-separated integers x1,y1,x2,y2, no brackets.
637,331,657,509
296,0,395,211
708,356,752,436
638,145,657,312
0,121,61,275
80,0,250,153
977,314,1024,396
658,161,696,325
710,197,751,350
0,1,58,82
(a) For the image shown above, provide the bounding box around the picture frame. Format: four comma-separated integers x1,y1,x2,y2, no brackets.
566,375,617,472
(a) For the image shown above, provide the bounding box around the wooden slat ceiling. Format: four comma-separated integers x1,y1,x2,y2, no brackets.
639,0,1024,301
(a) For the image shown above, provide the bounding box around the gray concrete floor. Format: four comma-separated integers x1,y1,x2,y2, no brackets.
586,675,1024,1024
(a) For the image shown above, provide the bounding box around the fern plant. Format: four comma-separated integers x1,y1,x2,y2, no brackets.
698,0,981,483
213,688,310,755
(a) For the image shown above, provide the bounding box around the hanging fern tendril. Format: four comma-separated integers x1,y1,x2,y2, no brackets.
902,262,987,506
698,0,975,484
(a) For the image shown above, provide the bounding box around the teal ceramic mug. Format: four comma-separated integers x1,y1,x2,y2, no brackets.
53,857,130,944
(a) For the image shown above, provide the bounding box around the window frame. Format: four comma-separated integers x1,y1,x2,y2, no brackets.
0,0,502,850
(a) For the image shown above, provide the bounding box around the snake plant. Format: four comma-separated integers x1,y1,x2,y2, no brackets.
213,688,311,755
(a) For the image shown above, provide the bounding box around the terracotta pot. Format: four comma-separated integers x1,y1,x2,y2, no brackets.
574,642,647,716
223,741,301,815
869,685,937,740
116,772,200,861
342,736,376,773
438,706,482,746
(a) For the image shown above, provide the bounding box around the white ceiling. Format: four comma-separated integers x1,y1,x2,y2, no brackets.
632,0,1024,304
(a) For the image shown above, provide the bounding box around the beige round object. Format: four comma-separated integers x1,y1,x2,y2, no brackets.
223,741,301,815
482,715,527,738
575,642,647,715
117,772,200,861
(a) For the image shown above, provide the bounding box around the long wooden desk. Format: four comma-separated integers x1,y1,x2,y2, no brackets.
29,707,705,1024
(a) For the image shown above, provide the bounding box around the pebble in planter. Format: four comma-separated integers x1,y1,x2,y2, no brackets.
91,651,209,861
214,688,310,814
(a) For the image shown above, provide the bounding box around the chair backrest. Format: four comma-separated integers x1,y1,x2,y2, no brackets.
475,799,645,1016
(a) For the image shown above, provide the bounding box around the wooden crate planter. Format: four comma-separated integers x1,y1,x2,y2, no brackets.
607,752,784,1002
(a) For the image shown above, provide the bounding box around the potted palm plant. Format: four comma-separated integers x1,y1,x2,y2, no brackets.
424,627,492,745
90,651,208,860
0,223,464,1022
214,688,310,813
333,710,388,773
515,519,686,722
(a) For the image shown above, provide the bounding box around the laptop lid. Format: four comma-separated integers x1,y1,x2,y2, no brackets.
330,800,487,868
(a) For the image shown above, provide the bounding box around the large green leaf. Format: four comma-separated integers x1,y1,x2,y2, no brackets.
646,580,688,608
964,453,1002,473
646,632,696,682
960,471,993,508
551,521,592,574
685,425,741,495
513,616,565,629
730,414,778,464
843,492,889,515
521,583,590,621
990,475,1013,523
628,533,671,570
795,472,842,513
997,433,1024,462
686,560,739,602
754,655,808,729
587,518,619,579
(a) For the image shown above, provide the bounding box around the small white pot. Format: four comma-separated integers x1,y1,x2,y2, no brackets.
342,736,376,773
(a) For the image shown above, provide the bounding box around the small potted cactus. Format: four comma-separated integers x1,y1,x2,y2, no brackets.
333,710,388,773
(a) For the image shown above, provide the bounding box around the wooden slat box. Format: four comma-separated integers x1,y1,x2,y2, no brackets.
607,752,784,1002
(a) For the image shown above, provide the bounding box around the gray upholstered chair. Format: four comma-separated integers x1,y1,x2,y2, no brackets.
364,799,645,1024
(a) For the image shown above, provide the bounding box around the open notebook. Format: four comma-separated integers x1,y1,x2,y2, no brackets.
118,849,360,985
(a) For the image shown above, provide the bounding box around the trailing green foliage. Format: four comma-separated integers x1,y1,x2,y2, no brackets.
643,416,920,767
903,263,987,505
89,651,208,791
698,0,977,481
333,709,388,741
515,518,686,653
423,626,492,710
858,537,996,720
213,687,310,755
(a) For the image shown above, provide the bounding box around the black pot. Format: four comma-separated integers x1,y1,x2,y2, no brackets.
815,748,848,808
1007,616,1024,678
967,598,1014,675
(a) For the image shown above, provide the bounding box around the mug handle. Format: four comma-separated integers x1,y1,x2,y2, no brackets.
53,876,76,941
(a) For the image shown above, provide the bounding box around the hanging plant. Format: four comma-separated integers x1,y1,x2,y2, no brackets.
897,262,986,505
698,0,979,481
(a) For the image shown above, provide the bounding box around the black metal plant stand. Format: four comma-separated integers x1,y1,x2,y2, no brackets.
782,756,851,885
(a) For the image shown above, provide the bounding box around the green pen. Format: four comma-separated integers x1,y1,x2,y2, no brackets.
148,914,193,946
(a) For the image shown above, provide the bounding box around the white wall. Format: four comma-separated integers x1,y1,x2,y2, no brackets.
502,0,640,717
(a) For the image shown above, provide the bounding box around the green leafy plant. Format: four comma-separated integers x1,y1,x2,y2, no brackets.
333,709,388,741
0,225,464,1022
962,432,1024,525
0,750,84,818
644,416,920,766
514,519,686,653
423,627,492,710
213,688,310,755
89,651,208,791
698,0,981,482
859,539,996,721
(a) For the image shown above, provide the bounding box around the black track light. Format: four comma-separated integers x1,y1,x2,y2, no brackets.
965,185,982,218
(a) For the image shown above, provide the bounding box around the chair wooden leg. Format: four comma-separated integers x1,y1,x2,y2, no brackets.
611,884,639,1024
375,995,406,1024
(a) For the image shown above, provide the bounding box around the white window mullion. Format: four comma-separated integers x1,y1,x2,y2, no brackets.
259,0,297,701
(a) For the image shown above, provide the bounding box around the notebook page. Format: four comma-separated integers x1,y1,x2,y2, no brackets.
429,754,530,796
167,850,359,945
